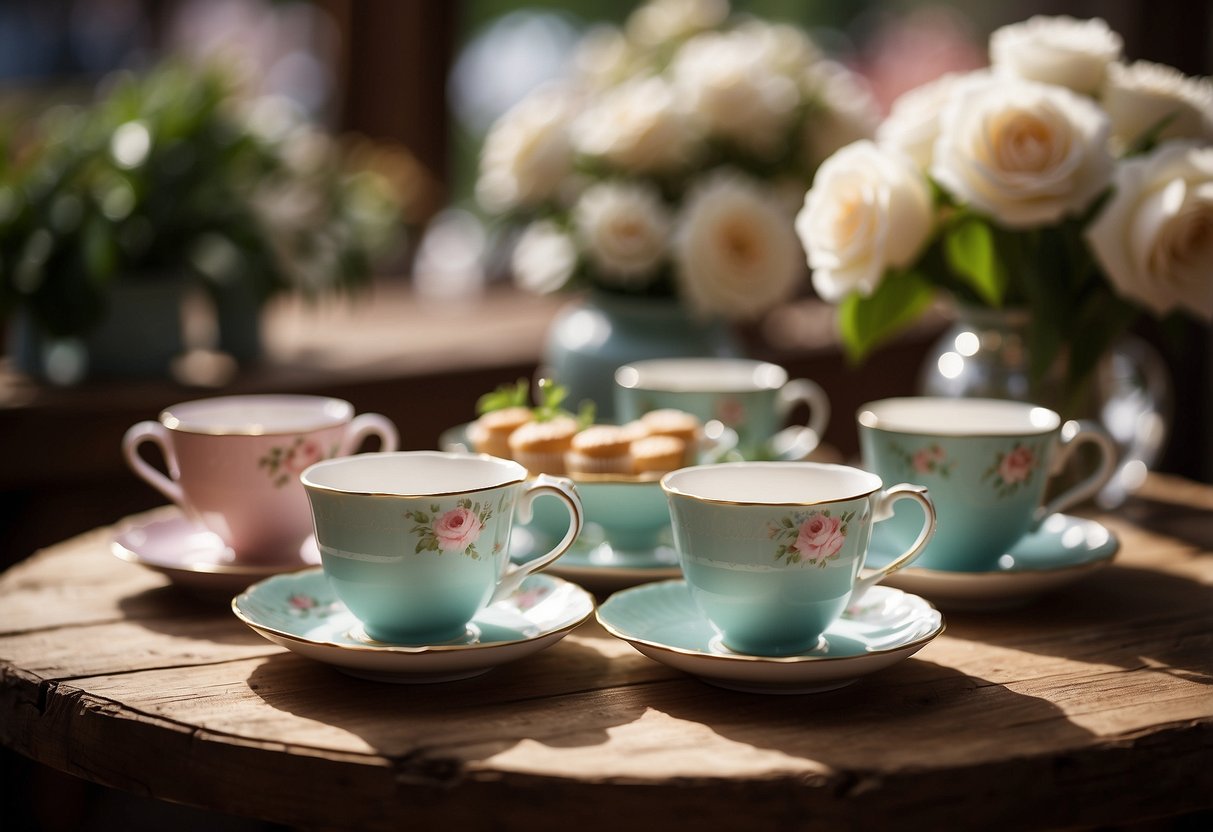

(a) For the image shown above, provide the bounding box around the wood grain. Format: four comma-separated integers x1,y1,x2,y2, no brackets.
1,478,1211,830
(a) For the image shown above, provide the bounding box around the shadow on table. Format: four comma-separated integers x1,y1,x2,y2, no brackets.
1120,494,1213,552
118,584,271,646
945,563,1213,685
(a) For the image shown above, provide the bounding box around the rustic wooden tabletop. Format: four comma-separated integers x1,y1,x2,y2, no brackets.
1,473,1210,830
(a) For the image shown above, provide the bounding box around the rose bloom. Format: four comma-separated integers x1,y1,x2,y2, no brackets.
674,171,802,320
989,15,1122,96
793,513,845,562
876,72,976,170
1103,61,1213,150
912,448,936,474
1086,141,1213,322
476,87,578,213
999,445,1036,485
433,507,482,552
511,220,578,295
932,76,1112,228
573,181,671,285
671,30,800,158
796,140,933,302
283,438,325,474
626,0,728,48
573,25,636,91
573,76,693,173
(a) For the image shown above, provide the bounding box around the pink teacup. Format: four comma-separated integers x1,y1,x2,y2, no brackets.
123,394,398,564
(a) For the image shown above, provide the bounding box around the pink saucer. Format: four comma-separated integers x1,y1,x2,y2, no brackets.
111,510,320,596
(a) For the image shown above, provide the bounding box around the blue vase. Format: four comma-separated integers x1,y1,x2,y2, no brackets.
542,291,742,421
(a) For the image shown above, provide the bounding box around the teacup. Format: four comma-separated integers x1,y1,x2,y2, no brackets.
123,394,398,564
662,462,936,656
301,451,583,645
858,397,1117,573
527,474,670,566
615,358,830,460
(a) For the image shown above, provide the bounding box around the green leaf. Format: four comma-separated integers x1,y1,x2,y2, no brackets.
839,269,936,363
943,216,1008,306
476,378,530,415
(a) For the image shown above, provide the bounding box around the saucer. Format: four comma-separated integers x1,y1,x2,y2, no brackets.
232,568,594,683
597,581,944,694
865,513,1120,611
111,510,319,596
510,526,682,594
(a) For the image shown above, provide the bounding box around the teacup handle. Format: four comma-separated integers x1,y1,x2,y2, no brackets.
491,474,584,602
1034,419,1117,525
774,379,830,460
122,421,187,510
338,413,399,455
854,484,936,596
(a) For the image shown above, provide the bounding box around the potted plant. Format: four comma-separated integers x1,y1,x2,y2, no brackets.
0,61,403,383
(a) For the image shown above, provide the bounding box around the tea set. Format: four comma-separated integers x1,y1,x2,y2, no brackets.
115,362,1121,692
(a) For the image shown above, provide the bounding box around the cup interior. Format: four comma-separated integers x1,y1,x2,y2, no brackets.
162,395,352,435
662,462,880,505
616,358,786,393
302,451,527,496
858,397,1060,436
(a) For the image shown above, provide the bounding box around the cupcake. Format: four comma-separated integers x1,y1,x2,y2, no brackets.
468,406,533,459
639,409,700,464
630,435,688,476
508,416,579,475
565,425,634,476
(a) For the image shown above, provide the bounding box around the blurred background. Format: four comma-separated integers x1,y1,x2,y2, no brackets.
0,1,1209,829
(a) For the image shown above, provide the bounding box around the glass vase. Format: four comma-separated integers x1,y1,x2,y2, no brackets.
918,305,1173,507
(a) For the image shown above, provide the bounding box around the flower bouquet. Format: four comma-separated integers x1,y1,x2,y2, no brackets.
476,0,878,322
796,15,1212,410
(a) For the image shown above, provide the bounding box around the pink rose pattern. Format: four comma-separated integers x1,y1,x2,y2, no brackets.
259,436,339,488
714,396,747,427
984,442,1041,497
286,593,340,618
890,441,953,478
404,498,494,559
768,509,854,567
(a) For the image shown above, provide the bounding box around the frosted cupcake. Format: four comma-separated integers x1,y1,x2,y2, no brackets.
630,435,688,476
468,406,533,459
508,416,579,475
565,425,634,476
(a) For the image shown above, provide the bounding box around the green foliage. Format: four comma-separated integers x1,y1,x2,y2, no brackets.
943,215,1009,306
476,378,530,414
838,269,935,363
0,62,401,338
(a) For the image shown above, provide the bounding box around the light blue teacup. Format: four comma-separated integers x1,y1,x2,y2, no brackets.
615,358,830,460
662,462,936,657
858,398,1117,573
302,451,582,644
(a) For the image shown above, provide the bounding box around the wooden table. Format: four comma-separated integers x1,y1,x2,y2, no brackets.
1,474,1210,830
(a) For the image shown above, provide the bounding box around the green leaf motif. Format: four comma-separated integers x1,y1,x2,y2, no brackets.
839,270,936,363
943,216,1008,306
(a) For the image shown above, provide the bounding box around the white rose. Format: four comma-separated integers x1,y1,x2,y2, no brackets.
671,30,799,158
796,140,934,302
1103,61,1213,150
573,25,636,91
1086,141,1213,321
876,72,977,170
802,60,881,170
573,182,671,285
626,0,729,48
990,15,1122,95
673,170,803,320
476,87,578,213
736,19,821,79
511,221,577,295
932,76,1112,228
573,76,693,173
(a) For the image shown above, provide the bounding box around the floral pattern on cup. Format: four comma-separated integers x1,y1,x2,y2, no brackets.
513,582,553,612
404,498,495,560
714,396,747,427
888,441,954,478
260,437,338,488
983,442,1042,497
767,509,853,567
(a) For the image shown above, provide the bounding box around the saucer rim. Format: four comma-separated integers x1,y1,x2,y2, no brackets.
596,580,945,665
866,514,1120,579
232,568,595,655
111,512,318,578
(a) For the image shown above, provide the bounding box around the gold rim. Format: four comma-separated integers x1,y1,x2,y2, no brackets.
160,395,354,436
301,451,528,497
660,462,881,507
231,571,594,655
595,579,945,665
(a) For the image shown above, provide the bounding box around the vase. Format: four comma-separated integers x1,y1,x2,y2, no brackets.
918,305,1173,507
542,291,742,421
8,275,188,385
